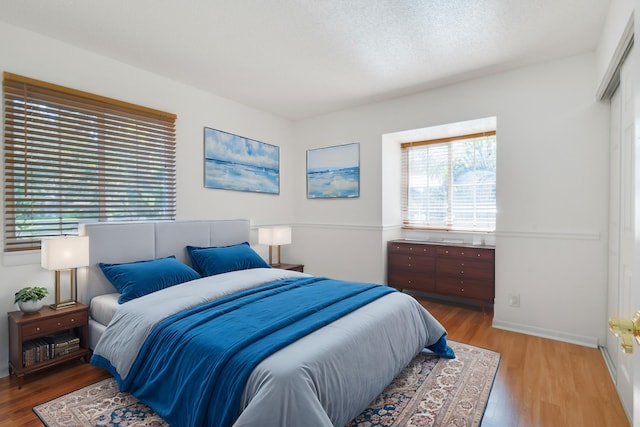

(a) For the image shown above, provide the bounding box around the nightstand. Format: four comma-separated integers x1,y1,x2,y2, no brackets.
8,303,91,389
275,263,304,272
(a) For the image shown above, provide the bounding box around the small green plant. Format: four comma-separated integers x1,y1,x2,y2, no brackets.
14,286,48,303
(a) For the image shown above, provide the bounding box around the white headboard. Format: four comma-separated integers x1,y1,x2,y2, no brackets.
76,219,251,306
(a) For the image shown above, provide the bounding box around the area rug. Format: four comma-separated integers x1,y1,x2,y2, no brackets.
33,341,499,427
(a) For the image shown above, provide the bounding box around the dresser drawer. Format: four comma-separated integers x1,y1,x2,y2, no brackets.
388,243,436,256
436,246,495,260
436,258,494,280
436,277,494,301
388,271,436,292
388,253,435,272
22,311,88,338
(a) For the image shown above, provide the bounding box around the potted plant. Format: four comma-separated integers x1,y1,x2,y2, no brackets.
14,286,48,313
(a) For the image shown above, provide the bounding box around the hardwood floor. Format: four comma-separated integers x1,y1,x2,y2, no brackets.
422,298,629,427
0,298,629,427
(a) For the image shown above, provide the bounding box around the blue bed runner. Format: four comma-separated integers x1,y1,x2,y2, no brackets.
93,276,397,427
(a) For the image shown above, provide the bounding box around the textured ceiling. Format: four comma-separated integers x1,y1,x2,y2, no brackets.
0,0,611,120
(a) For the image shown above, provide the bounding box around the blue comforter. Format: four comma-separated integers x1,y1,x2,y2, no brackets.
93,276,396,426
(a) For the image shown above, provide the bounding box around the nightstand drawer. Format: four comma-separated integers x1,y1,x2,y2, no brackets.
22,311,88,338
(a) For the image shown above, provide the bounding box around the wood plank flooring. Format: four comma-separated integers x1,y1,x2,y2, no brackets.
423,299,629,427
0,298,630,427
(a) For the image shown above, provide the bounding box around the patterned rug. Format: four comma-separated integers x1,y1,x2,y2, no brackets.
34,341,499,427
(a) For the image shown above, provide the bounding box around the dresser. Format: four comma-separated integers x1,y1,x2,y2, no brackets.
387,240,495,311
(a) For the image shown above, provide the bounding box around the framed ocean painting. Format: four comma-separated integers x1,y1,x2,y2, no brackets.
204,127,279,194
306,143,360,198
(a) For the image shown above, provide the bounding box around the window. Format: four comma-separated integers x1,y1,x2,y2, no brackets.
401,131,496,231
3,72,177,252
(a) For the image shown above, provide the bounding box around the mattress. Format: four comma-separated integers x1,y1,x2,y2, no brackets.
90,293,120,327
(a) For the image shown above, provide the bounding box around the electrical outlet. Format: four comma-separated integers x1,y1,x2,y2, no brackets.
508,294,520,307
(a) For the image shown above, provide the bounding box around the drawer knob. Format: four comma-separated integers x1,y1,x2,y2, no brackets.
71,318,75,322
461,288,465,292
58,322,61,326
461,252,465,255
36,327,40,332
461,270,464,274
478,254,481,257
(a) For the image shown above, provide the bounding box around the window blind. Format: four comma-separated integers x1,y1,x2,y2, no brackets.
401,131,496,231
3,72,177,252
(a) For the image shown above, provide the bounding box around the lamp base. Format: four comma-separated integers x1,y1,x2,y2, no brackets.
50,301,76,310
269,245,283,266
51,269,78,310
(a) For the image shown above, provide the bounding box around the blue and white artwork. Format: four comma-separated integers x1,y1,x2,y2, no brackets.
307,143,360,198
204,127,279,194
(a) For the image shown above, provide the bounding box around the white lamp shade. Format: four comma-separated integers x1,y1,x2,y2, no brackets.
41,236,90,270
258,226,292,246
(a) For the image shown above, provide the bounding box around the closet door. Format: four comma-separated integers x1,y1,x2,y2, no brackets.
607,46,635,422
607,86,621,383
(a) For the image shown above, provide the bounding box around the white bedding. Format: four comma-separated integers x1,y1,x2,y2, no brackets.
90,293,120,327
92,268,448,427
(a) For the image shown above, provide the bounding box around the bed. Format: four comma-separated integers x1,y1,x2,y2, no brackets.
77,219,453,427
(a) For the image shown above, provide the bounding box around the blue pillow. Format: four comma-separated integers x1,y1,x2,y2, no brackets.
99,256,201,304
186,242,270,277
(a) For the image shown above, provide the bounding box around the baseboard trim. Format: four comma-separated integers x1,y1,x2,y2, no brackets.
600,345,617,385
492,319,598,348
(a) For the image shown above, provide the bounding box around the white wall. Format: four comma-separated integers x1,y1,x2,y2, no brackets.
0,22,295,377
293,53,609,347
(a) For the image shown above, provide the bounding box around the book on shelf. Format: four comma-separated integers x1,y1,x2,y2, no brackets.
22,332,81,367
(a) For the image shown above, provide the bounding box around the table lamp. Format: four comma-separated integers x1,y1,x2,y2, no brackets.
41,236,90,310
258,226,292,266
